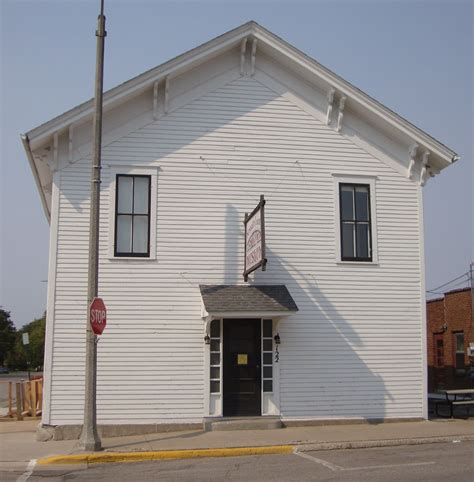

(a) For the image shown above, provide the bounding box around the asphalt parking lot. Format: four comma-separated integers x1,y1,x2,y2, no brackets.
5,440,473,482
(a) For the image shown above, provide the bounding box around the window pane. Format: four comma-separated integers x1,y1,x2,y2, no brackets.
134,177,150,214
210,353,220,365
210,366,220,379
342,222,355,258
356,223,370,259
263,353,272,365
116,215,132,253
263,339,272,351
263,319,272,338
456,353,465,369
340,185,354,221
133,216,149,253
355,186,369,221
263,380,273,392
210,381,220,393
210,339,220,352
117,176,133,214
263,366,273,378
210,320,220,338
455,333,464,352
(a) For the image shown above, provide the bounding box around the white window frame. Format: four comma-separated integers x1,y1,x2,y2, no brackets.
107,166,158,260
332,173,378,264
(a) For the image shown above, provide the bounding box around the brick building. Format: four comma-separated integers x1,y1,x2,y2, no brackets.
427,287,473,392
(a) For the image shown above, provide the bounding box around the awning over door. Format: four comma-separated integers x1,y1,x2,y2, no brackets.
200,284,298,322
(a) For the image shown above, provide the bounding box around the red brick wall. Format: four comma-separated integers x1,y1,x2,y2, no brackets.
427,288,473,392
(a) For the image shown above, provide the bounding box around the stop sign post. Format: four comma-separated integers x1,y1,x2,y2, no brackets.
89,297,107,335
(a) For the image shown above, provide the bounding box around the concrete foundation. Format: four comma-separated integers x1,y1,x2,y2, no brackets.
36,422,202,441
36,417,425,441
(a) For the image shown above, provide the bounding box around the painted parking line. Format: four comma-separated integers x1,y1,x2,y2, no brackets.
16,459,36,482
294,451,343,472
294,450,436,472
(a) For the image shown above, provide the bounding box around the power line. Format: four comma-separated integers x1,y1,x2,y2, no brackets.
426,271,470,294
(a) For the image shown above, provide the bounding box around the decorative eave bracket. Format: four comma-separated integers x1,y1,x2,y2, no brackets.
420,150,431,186
326,88,335,125
336,95,346,132
407,143,418,179
250,38,257,76
240,37,248,75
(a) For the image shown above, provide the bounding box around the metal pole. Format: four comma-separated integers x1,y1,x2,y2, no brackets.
78,0,106,452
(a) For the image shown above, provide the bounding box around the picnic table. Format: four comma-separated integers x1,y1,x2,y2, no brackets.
435,389,474,418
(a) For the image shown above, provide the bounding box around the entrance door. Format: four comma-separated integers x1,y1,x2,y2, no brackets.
223,319,261,416
433,333,445,390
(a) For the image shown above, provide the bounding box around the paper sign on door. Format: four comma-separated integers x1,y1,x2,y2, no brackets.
237,354,248,365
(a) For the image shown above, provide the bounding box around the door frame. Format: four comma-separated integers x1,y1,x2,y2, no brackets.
204,317,281,418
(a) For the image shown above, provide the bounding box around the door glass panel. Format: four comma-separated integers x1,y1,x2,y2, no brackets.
210,366,220,379
263,366,272,378
117,176,133,213
263,339,272,351
210,320,220,337
210,339,220,352
116,215,132,253
263,380,273,392
263,353,272,364
210,353,220,365
210,381,220,393
263,319,272,338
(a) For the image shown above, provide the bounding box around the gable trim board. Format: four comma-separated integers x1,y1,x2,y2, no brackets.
23,21,458,221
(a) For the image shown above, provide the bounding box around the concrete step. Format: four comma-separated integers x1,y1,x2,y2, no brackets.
203,416,283,432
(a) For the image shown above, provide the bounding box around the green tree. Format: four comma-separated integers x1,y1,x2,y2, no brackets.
0,309,17,366
4,313,46,370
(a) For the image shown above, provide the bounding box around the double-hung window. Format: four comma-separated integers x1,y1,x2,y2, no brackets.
114,174,151,257
339,183,372,261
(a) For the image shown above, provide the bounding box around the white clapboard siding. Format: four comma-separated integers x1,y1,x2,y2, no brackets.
49,75,423,424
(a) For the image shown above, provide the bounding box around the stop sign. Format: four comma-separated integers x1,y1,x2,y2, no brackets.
89,297,107,335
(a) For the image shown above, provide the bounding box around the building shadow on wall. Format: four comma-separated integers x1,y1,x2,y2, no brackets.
253,247,392,422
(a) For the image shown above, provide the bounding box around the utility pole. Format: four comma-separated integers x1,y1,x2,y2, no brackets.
78,0,106,452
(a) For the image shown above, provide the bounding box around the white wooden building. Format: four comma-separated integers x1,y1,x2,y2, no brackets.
22,22,458,437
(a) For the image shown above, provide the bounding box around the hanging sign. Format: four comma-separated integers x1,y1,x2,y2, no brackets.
243,195,267,281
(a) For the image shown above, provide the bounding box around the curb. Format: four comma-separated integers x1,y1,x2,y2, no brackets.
297,435,474,452
36,435,474,466
37,445,295,465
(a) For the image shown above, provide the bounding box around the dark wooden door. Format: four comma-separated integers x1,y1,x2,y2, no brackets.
223,319,261,416
433,333,445,390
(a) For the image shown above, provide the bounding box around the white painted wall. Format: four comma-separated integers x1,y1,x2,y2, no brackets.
45,58,423,425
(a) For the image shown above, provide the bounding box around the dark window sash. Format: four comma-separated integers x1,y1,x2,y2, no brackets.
114,174,151,257
339,183,373,261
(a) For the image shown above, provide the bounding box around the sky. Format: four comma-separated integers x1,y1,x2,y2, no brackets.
1,0,472,328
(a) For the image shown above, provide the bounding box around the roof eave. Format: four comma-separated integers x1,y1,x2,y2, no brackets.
21,134,51,222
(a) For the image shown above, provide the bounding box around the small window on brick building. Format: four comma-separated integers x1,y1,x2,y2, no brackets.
453,332,465,375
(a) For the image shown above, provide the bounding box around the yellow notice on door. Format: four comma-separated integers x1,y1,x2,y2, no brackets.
237,354,248,365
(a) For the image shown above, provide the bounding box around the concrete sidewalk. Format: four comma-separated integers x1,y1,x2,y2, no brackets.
1,418,474,470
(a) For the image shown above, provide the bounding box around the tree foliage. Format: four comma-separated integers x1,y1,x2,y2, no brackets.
0,309,17,365
2,311,46,370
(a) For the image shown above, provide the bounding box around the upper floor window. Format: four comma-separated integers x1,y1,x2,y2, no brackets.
114,174,151,257
339,183,372,261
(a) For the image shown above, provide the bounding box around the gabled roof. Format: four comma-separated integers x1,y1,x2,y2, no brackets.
22,21,459,220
